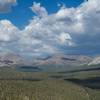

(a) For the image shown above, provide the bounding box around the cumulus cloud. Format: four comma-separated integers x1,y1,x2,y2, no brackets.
58,32,72,45
0,20,19,42
0,19,20,55
0,0,17,13
0,0,100,57
30,2,48,17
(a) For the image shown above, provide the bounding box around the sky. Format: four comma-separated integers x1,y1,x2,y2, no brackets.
0,0,100,58
0,0,84,29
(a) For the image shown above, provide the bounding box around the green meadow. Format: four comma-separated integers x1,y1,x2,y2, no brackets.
0,65,99,100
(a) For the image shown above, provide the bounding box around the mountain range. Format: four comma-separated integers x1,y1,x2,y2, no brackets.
0,53,27,67
0,53,100,67
34,54,92,66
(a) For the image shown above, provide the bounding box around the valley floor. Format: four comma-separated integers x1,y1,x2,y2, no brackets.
0,66,100,100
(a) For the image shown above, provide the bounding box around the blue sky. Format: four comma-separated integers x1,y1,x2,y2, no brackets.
0,0,84,29
0,0,100,58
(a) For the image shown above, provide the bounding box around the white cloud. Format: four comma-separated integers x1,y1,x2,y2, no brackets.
0,0,100,57
30,2,48,17
58,32,72,45
0,20,19,42
0,0,17,12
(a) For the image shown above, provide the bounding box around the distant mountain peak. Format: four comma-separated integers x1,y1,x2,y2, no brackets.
88,56,100,65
